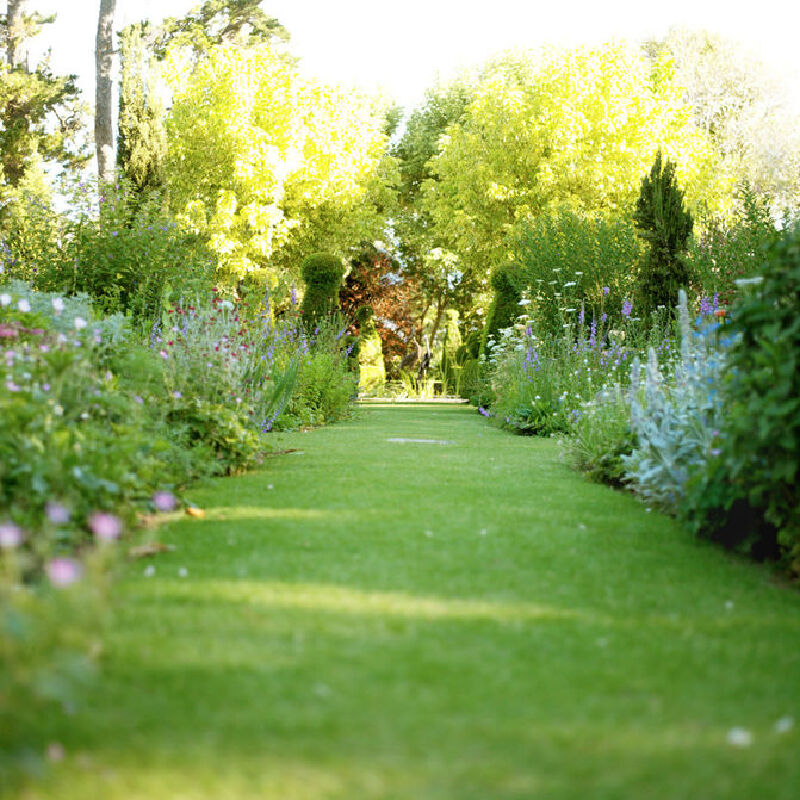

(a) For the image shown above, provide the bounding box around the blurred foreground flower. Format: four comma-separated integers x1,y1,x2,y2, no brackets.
47,558,82,587
46,502,71,525
88,512,121,542
0,521,23,549
153,491,176,512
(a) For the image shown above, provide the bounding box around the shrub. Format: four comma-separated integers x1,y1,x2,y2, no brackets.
155,290,299,435
4,181,215,323
623,291,727,512
481,263,522,356
511,210,643,339
685,225,800,566
487,309,666,436
300,253,344,329
633,151,694,315
568,384,636,487
687,189,780,306
278,319,357,428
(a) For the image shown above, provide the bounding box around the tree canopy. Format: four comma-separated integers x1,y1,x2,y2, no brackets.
162,43,397,286
415,44,730,307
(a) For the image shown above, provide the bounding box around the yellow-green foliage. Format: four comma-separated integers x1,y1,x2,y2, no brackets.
358,327,385,395
162,44,397,286
423,43,733,284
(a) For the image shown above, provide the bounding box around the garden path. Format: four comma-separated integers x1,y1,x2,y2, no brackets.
22,404,800,800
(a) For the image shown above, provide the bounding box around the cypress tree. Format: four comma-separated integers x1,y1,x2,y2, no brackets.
633,150,694,314
117,23,167,193
481,263,522,356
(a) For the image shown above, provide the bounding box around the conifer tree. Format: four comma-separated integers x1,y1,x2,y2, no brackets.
117,23,167,193
633,150,694,314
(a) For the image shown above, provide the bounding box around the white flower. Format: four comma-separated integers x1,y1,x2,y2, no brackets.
774,717,794,734
73,316,87,330
51,297,65,313
563,282,577,288
0,293,11,307
17,298,31,312
519,299,531,306
734,276,764,287
726,727,753,747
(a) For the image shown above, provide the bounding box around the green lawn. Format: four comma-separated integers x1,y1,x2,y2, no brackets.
14,404,800,799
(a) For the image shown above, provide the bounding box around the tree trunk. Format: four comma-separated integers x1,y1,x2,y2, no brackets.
95,0,117,184
429,288,447,344
6,0,29,69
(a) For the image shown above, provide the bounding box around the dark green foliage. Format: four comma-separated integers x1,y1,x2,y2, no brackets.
633,151,694,314
300,253,344,328
502,398,572,436
117,24,167,194
0,12,88,188
687,188,781,304
511,210,643,336
164,397,262,477
150,0,288,60
686,224,800,568
481,263,522,355
15,182,215,321
455,329,481,364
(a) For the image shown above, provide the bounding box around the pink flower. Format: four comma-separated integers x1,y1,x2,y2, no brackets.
46,502,71,525
47,557,82,587
0,521,23,549
153,491,176,512
88,512,121,542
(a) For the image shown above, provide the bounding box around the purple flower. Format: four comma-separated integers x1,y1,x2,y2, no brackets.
88,512,121,542
601,312,608,323
622,299,633,318
153,491,176,512
172,390,182,399
46,502,71,525
603,286,610,295
478,406,490,417
291,285,297,306
47,557,82,587
0,521,23,549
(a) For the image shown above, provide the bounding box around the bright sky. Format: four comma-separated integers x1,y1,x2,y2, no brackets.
29,0,800,111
